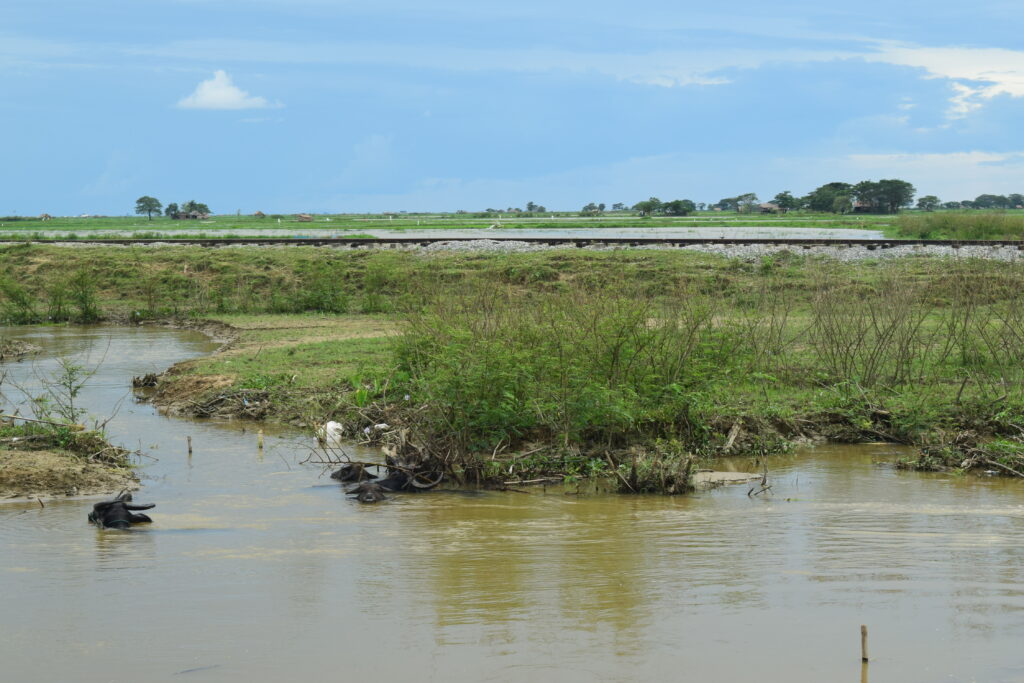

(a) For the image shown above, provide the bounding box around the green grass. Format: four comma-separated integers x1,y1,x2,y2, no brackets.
892,211,1024,240
7,244,1024,487
0,211,894,236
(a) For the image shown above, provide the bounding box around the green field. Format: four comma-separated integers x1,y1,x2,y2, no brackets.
8,210,1024,241
0,211,894,238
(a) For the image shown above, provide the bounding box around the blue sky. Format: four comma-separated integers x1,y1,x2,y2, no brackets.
2,0,1023,215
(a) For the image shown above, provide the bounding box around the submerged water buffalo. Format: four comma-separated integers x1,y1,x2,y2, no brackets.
342,467,443,503
347,481,388,503
88,492,155,529
330,463,378,483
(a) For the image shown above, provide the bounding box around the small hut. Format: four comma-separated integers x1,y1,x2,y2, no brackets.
39,213,54,221
296,213,314,222
253,211,266,218
171,211,209,220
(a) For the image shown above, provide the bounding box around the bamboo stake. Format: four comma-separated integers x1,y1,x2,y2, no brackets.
187,436,193,455
257,429,264,450
860,625,869,662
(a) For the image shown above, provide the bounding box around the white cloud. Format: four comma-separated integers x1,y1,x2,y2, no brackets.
177,70,274,110
867,44,1024,119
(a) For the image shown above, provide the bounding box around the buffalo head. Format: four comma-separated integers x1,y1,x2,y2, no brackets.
347,481,387,504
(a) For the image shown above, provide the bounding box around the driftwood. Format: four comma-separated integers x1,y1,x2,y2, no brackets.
723,422,742,453
501,477,563,486
982,458,1024,478
0,414,85,430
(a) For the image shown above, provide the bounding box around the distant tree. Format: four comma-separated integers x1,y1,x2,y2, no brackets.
832,194,853,214
611,202,626,211
580,202,604,216
851,181,883,212
975,194,1011,209
917,195,940,211
876,179,915,213
941,201,962,210
772,191,799,211
536,205,547,212
804,182,853,212
663,199,696,216
598,203,606,213
960,200,977,209
526,201,538,212
837,179,916,214
696,202,706,211
135,196,162,220
164,202,179,217
1009,193,1024,208
181,200,211,215
632,197,663,216
736,193,759,213
716,197,738,211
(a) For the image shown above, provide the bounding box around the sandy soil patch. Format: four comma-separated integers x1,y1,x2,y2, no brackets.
0,448,137,499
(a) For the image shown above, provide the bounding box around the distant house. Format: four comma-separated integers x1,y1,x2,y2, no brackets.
253,211,266,218
171,211,210,220
758,203,784,214
296,213,314,222
39,213,54,221
852,201,874,214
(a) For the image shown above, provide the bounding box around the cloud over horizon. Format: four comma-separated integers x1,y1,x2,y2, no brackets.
176,70,274,110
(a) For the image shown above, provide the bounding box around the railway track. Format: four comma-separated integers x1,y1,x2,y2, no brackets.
9,236,1024,249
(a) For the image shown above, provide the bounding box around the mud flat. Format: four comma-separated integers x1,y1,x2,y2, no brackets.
0,447,136,499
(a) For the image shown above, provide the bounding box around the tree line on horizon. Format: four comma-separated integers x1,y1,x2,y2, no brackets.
134,197,212,220
569,182,1024,217
128,180,1024,221
489,180,1022,217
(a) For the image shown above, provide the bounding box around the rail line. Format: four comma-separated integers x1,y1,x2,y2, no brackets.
10,237,1024,249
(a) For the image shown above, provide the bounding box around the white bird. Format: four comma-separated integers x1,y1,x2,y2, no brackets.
316,420,345,445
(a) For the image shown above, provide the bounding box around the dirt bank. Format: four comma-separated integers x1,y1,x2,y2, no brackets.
0,448,137,499
0,424,139,499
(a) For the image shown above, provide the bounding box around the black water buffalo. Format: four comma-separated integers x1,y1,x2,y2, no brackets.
88,492,155,529
347,481,388,504
330,463,378,483
343,468,443,503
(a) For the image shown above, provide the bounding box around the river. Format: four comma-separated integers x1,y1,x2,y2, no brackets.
2,326,1023,682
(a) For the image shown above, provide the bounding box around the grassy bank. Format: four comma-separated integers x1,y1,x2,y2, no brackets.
4,244,1024,489
893,212,1024,240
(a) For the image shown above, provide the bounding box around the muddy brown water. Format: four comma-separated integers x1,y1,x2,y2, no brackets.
2,326,1024,682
